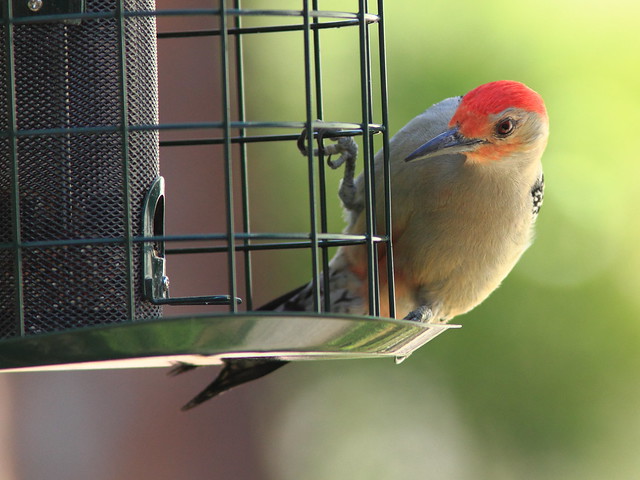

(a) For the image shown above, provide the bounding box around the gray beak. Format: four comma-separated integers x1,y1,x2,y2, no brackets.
405,126,486,162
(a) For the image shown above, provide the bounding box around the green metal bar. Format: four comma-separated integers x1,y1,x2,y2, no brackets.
7,8,380,26
0,232,388,252
377,0,395,318
151,294,240,306
220,0,239,312
3,0,24,336
358,0,379,316
364,0,381,316
6,120,383,138
153,9,376,20
154,9,378,20
116,0,136,321
303,0,321,312
165,237,386,255
158,127,380,148
159,131,356,147
159,19,363,38
144,8,373,20
233,0,253,310
311,0,332,312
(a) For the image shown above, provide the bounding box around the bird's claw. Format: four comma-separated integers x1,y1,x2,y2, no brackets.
403,305,434,323
297,125,360,212
325,137,358,169
297,126,358,169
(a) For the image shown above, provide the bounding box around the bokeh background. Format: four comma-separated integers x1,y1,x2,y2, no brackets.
3,1,640,479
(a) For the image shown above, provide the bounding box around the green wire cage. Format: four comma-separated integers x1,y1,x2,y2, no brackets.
0,0,457,373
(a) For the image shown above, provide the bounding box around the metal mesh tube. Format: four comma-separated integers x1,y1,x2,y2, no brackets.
0,0,161,337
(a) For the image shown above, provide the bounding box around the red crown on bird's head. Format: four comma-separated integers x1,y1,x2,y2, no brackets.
449,80,547,139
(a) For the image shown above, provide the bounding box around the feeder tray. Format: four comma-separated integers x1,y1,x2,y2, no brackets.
0,314,460,372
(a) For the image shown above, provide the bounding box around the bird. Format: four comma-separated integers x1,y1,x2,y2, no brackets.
174,80,549,410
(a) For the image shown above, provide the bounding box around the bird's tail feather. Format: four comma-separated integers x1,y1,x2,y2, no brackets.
180,359,288,411
167,361,199,377
178,283,312,410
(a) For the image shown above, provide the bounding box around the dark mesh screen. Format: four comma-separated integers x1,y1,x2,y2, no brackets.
0,0,161,337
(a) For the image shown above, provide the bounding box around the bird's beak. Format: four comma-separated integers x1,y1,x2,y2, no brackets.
405,126,486,162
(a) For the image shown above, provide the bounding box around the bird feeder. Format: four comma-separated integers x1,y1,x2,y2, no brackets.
0,1,458,373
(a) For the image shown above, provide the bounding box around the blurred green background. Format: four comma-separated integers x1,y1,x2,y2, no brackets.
238,1,640,479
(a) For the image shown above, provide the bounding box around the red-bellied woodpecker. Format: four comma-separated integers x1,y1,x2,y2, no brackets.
175,80,549,410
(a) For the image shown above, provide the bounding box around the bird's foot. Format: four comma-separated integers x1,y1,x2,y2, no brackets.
324,136,358,170
403,305,434,323
297,125,360,212
297,125,358,169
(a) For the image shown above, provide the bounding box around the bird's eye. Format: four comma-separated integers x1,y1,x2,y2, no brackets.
495,118,516,137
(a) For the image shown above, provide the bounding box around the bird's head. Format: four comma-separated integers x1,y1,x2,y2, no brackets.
406,80,549,164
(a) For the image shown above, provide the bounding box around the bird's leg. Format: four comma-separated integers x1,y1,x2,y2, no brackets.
330,136,359,212
297,126,360,212
403,305,434,323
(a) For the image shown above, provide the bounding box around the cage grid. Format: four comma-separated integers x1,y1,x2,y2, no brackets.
0,1,458,372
